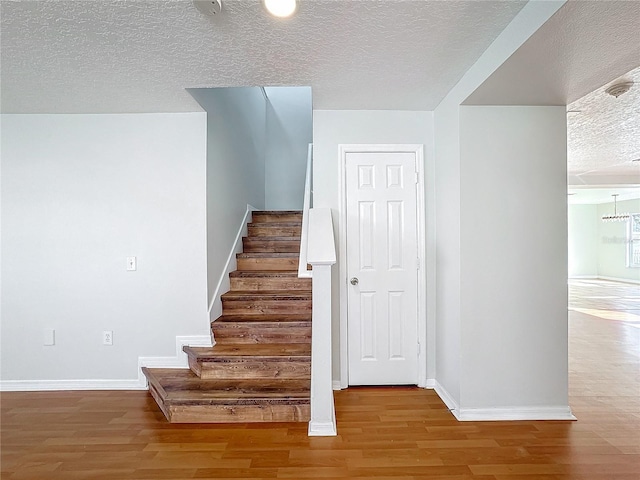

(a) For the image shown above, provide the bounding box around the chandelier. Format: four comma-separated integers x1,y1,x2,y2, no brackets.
602,194,630,222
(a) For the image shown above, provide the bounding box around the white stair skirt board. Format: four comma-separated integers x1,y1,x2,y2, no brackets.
0,335,212,392
208,204,258,321
433,380,576,421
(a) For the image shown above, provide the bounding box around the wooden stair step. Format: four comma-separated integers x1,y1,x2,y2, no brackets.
142,368,310,423
248,223,302,238
229,270,311,291
252,211,302,223
242,236,301,253
221,290,311,315
236,253,299,271
214,313,312,322
212,315,311,345
184,345,311,380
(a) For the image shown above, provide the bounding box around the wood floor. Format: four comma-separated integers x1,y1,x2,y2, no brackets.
1,279,639,479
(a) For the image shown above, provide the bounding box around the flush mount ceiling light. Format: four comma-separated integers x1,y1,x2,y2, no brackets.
194,0,222,16
602,194,630,222
605,81,634,98
264,0,297,18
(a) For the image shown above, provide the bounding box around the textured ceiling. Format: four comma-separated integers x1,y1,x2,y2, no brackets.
0,0,527,113
567,66,640,185
462,0,640,185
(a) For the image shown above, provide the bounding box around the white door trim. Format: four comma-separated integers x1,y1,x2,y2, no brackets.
338,144,427,389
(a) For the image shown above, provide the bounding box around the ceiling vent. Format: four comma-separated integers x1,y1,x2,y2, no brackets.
605,81,633,98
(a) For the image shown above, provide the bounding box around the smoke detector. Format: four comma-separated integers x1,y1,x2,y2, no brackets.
605,81,633,98
194,0,222,16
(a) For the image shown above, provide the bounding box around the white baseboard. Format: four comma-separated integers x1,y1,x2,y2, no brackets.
0,379,147,392
308,420,337,436
332,380,343,390
433,380,460,418
431,380,575,421
425,378,436,389
208,204,257,322
456,405,576,421
597,275,640,285
0,335,213,392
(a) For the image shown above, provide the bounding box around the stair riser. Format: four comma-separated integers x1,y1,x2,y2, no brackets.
222,299,311,315
236,257,298,271
230,277,311,291
167,404,310,423
189,358,310,380
248,225,302,237
242,239,300,253
212,326,312,344
252,213,302,223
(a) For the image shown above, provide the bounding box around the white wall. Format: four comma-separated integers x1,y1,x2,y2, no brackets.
460,106,568,411
432,0,567,415
568,204,598,277
1,113,208,382
312,110,435,384
188,88,267,311
265,87,312,210
597,198,640,282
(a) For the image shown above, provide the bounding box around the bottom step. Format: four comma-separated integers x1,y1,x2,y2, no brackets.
142,367,310,423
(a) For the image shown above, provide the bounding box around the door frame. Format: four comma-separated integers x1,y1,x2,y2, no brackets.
338,144,427,389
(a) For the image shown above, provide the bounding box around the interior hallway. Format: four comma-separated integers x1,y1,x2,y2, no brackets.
1,279,638,479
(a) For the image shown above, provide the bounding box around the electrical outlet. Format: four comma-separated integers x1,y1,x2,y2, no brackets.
103,330,113,346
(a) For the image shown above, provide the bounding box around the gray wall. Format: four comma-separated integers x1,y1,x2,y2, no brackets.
1,113,208,381
459,106,568,410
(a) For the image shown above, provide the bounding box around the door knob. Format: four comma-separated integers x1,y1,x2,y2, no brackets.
350,277,359,285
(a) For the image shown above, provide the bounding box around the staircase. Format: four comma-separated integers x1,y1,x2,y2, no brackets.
142,211,312,423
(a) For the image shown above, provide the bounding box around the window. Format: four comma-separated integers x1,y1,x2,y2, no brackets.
628,214,640,268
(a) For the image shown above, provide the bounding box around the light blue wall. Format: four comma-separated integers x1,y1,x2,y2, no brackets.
188,88,267,306
265,87,312,210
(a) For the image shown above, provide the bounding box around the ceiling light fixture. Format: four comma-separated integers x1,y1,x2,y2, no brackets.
602,194,630,222
264,0,297,18
194,0,222,16
605,81,633,98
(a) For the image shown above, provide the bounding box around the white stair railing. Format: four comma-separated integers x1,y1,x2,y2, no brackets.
298,144,313,279
307,208,337,436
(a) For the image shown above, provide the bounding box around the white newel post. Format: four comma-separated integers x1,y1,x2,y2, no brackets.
307,208,337,436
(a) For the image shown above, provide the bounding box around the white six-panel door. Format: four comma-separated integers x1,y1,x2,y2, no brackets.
345,151,419,385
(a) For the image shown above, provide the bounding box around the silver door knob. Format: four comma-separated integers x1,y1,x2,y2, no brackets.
350,277,359,285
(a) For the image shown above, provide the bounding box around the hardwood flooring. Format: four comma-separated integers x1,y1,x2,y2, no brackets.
2,279,638,479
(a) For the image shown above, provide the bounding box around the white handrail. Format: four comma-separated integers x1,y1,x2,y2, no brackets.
298,143,313,279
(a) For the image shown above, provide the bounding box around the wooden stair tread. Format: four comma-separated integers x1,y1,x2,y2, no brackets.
184,344,310,358
221,290,311,300
214,313,311,323
244,236,301,241
229,270,304,278
143,368,309,404
237,252,299,258
254,210,301,215
248,222,301,227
